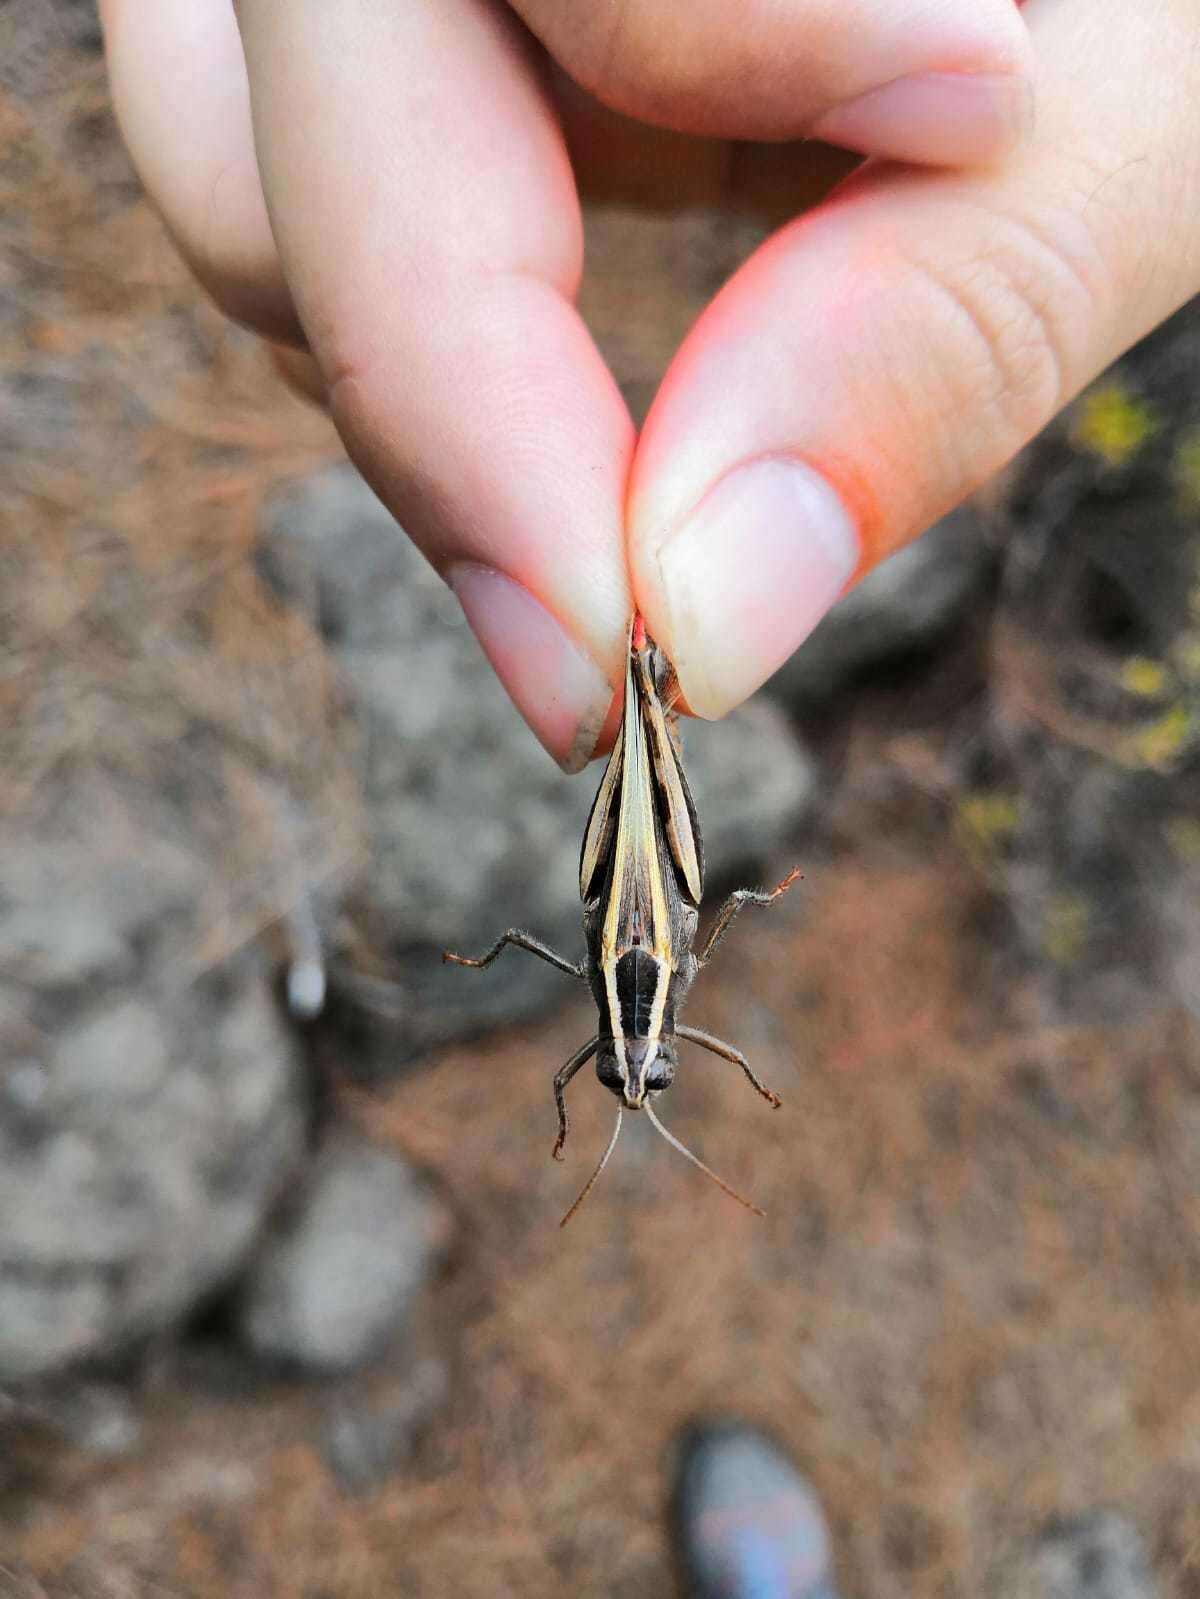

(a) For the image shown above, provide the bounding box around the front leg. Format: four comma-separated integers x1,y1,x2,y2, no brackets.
443,928,584,980
552,1036,600,1160
697,867,802,967
677,1025,782,1109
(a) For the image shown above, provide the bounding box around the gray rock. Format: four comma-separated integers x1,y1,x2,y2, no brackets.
691,701,819,877
0,791,308,1384
320,1355,448,1495
237,1134,451,1373
764,504,993,708
993,1511,1157,1599
259,464,819,1067
0,974,306,1384
980,297,1200,1024
0,835,200,989
9,1381,144,1460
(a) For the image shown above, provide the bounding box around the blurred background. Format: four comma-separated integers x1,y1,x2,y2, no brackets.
4,4,1200,1596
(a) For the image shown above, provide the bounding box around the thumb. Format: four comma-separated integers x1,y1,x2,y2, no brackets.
628,0,1200,719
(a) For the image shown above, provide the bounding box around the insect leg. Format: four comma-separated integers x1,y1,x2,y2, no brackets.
442,929,584,979
677,1025,783,1109
696,867,802,967
552,1036,600,1161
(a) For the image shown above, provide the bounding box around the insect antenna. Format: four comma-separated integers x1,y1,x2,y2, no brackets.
643,1099,765,1217
559,1105,624,1228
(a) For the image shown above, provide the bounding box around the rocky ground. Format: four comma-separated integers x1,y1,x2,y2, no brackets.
3,5,1200,1597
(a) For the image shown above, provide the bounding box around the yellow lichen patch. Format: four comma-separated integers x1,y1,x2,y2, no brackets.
1125,703,1192,771
1164,815,1200,862
957,791,1020,855
1174,428,1200,506
1071,382,1156,467
1042,894,1091,967
1119,657,1168,698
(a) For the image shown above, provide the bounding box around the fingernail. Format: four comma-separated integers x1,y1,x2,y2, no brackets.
657,458,859,719
811,71,1034,167
448,562,614,772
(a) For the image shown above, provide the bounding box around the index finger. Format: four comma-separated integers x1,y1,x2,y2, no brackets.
238,0,633,770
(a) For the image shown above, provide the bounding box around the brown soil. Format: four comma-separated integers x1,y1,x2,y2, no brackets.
8,826,1200,1597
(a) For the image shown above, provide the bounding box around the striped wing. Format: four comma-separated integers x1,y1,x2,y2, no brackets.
579,719,623,904
579,627,704,946
634,646,704,907
603,639,669,959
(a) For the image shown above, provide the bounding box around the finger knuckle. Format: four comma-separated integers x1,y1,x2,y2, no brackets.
176,162,299,342
523,0,728,125
903,204,1105,472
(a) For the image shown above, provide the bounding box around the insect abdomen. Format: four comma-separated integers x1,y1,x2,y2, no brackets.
614,946,665,1040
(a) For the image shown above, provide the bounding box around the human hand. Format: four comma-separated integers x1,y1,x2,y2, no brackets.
100,1,1199,767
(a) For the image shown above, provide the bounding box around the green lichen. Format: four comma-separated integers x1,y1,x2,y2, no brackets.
1126,703,1192,771
957,791,1020,854
1071,382,1156,467
1042,895,1091,967
1119,657,1168,698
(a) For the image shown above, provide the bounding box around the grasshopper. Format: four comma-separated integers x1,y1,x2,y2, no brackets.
445,617,800,1223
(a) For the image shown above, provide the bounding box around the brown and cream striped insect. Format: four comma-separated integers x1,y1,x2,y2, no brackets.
444,616,800,1224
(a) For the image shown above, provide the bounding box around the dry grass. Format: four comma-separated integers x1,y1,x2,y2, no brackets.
7,836,1200,1597
0,22,358,967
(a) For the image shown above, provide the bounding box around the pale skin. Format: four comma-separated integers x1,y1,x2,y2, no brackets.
99,0,1200,768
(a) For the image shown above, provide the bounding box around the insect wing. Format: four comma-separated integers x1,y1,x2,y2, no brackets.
603,641,670,961
634,647,705,907
579,719,623,904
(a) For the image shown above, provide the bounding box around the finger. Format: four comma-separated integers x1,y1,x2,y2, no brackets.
515,0,1033,163
269,344,328,410
629,0,1200,720
238,0,633,769
98,0,302,344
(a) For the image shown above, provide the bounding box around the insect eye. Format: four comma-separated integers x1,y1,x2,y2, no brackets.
644,1048,676,1091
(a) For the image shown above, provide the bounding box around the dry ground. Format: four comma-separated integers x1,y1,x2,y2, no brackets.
8,819,1200,1597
